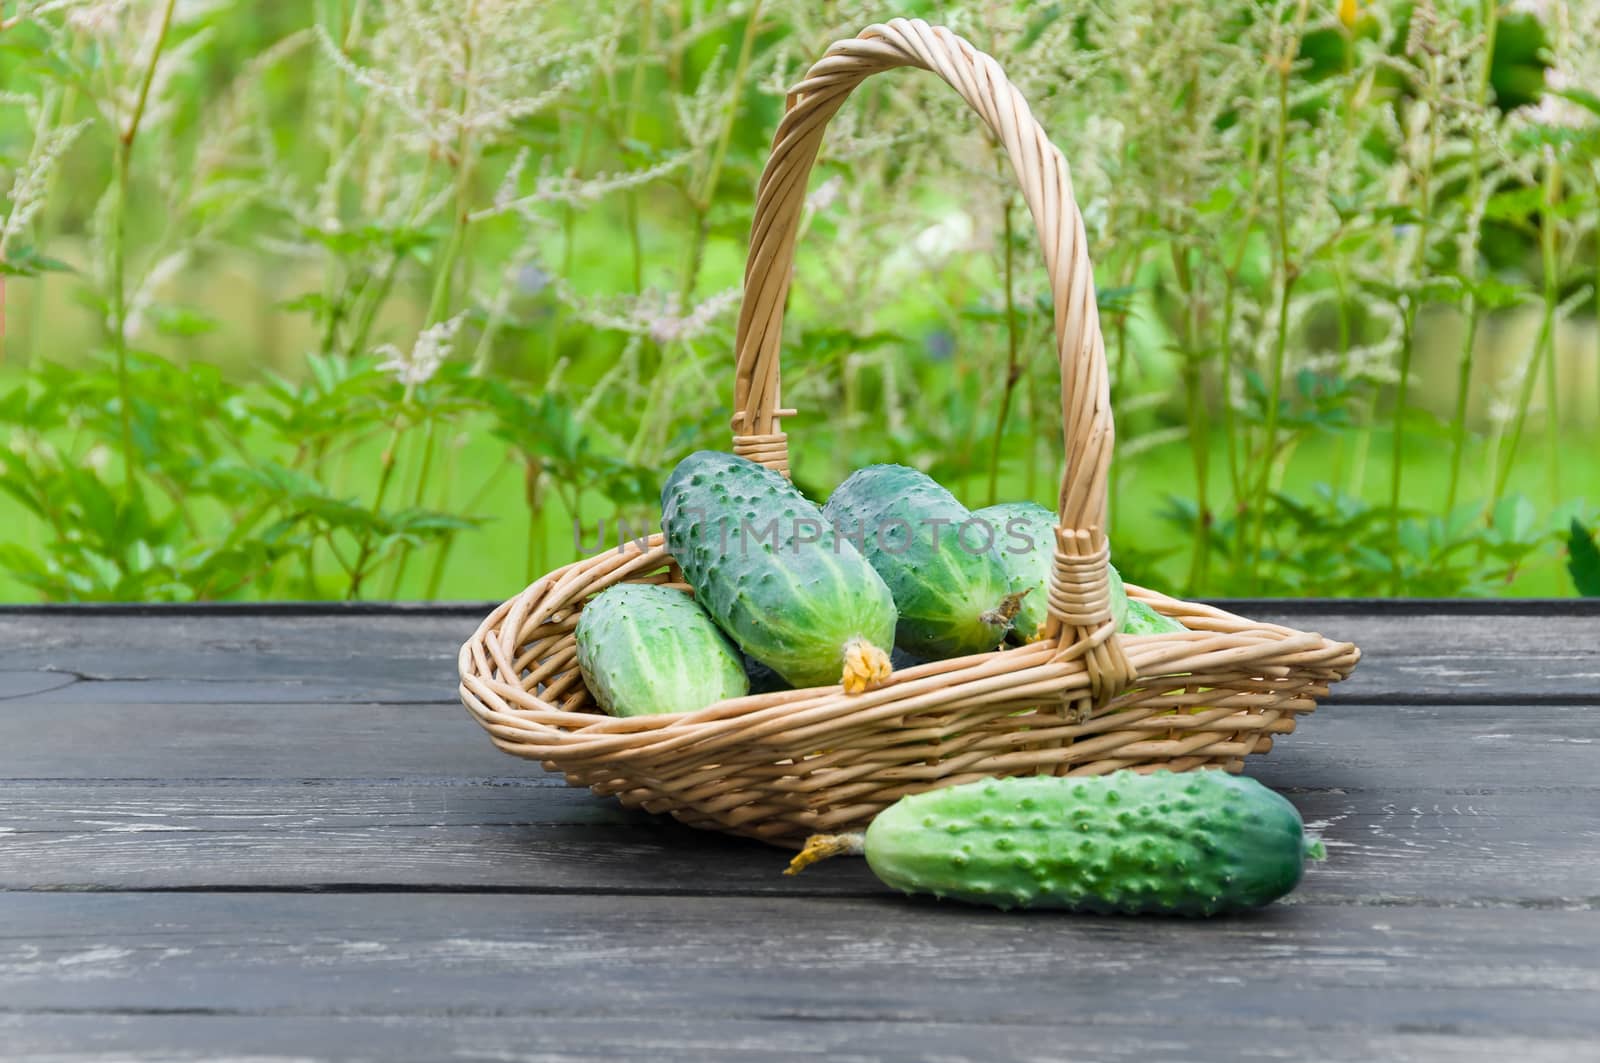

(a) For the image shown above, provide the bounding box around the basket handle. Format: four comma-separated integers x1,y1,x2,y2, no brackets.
729,18,1132,703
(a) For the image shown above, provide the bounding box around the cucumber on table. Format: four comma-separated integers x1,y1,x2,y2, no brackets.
574,583,748,717
975,501,1129,643
661,451,897,692
789,770,1322,915
824,465,1019,659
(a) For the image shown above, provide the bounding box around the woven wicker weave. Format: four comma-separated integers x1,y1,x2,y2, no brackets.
457,19,1360,848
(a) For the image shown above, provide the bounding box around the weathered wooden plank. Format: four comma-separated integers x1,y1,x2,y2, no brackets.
1,895,1596,1046
0,611,475,705
0,1015,1589,1063
3,697,1593,791
1,606,1596,704
2,779,1594,906
1237,605,1600,704
0,700,511,778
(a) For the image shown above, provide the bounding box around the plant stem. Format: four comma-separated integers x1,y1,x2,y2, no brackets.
1246,54,1297,592
316,0,351,359
1541,194,1561,510
1445,0,1499,512
108,0,178,502
345,418,404,599
1327,0,1359,495
1218,115,1265,534
1171,244,1211,591
986,196,1019,507
1493,149,1561,507
1445,300,1482,511
524,459,546,582
678,0,762,304
1328,261,1354,489
1388,47,1442,596
384,415,437,599
423,451,511,599
1108,249,1138,526
425,11,478,327
624,0,653,294
547,108,594,373
389,9,480,595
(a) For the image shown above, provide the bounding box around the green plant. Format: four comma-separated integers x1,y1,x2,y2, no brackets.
0,349,475,599
1569,518,1600,596
0,1,1594,605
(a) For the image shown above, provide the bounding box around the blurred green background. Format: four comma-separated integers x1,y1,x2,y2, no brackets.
1,0,1597,602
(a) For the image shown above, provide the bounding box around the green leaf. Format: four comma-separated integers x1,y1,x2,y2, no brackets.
0,246,76,277
1482,185,1544,223
1095,285,1139,316
1491,494,1536,544
150,305,221,337
1568,519,1600,597
1019,3,1065,49
1462,274,1532,311
1555,87,1600,117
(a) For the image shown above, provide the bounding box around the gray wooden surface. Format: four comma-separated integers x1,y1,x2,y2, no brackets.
1,603,1597,1062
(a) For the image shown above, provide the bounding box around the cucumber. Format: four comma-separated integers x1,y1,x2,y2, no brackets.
824,465,1017,658
976,501,1130,643
789,771,1322,915
574,583,748,717
1123,596,1186,635
661,451,897,692
890,646,931,671
741,653,790,695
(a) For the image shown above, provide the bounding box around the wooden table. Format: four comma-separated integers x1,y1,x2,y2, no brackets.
1,602,1596,1062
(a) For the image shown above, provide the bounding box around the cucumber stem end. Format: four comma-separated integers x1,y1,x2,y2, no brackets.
981,589,1031,631
784,832,867,875
841,638,892,694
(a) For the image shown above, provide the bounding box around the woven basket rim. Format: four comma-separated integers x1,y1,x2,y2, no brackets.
457,541,1357,749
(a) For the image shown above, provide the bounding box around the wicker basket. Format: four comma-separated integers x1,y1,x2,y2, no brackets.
458,18,1360,849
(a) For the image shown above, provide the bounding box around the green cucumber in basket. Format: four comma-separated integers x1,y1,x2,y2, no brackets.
1123,596,1187,635
788,770,1322,915
975,501,1129,643
574,583,748,717
661,451,897,693
824,464,1021,659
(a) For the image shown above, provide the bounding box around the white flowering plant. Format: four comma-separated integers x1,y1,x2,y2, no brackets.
0,0,1595,601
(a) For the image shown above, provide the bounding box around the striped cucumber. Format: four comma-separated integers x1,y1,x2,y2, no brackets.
661,451,896,692
824,465,1019,658
574,583,747,717
788,771,1322,915
975,501,1128,643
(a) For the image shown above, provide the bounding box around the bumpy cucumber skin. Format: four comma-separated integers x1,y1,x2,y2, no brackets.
824,465,1013,658
661,451,896,689
864,771,1313,915
574,583,747,717
1123,596,1186,635
975,501,1128,643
